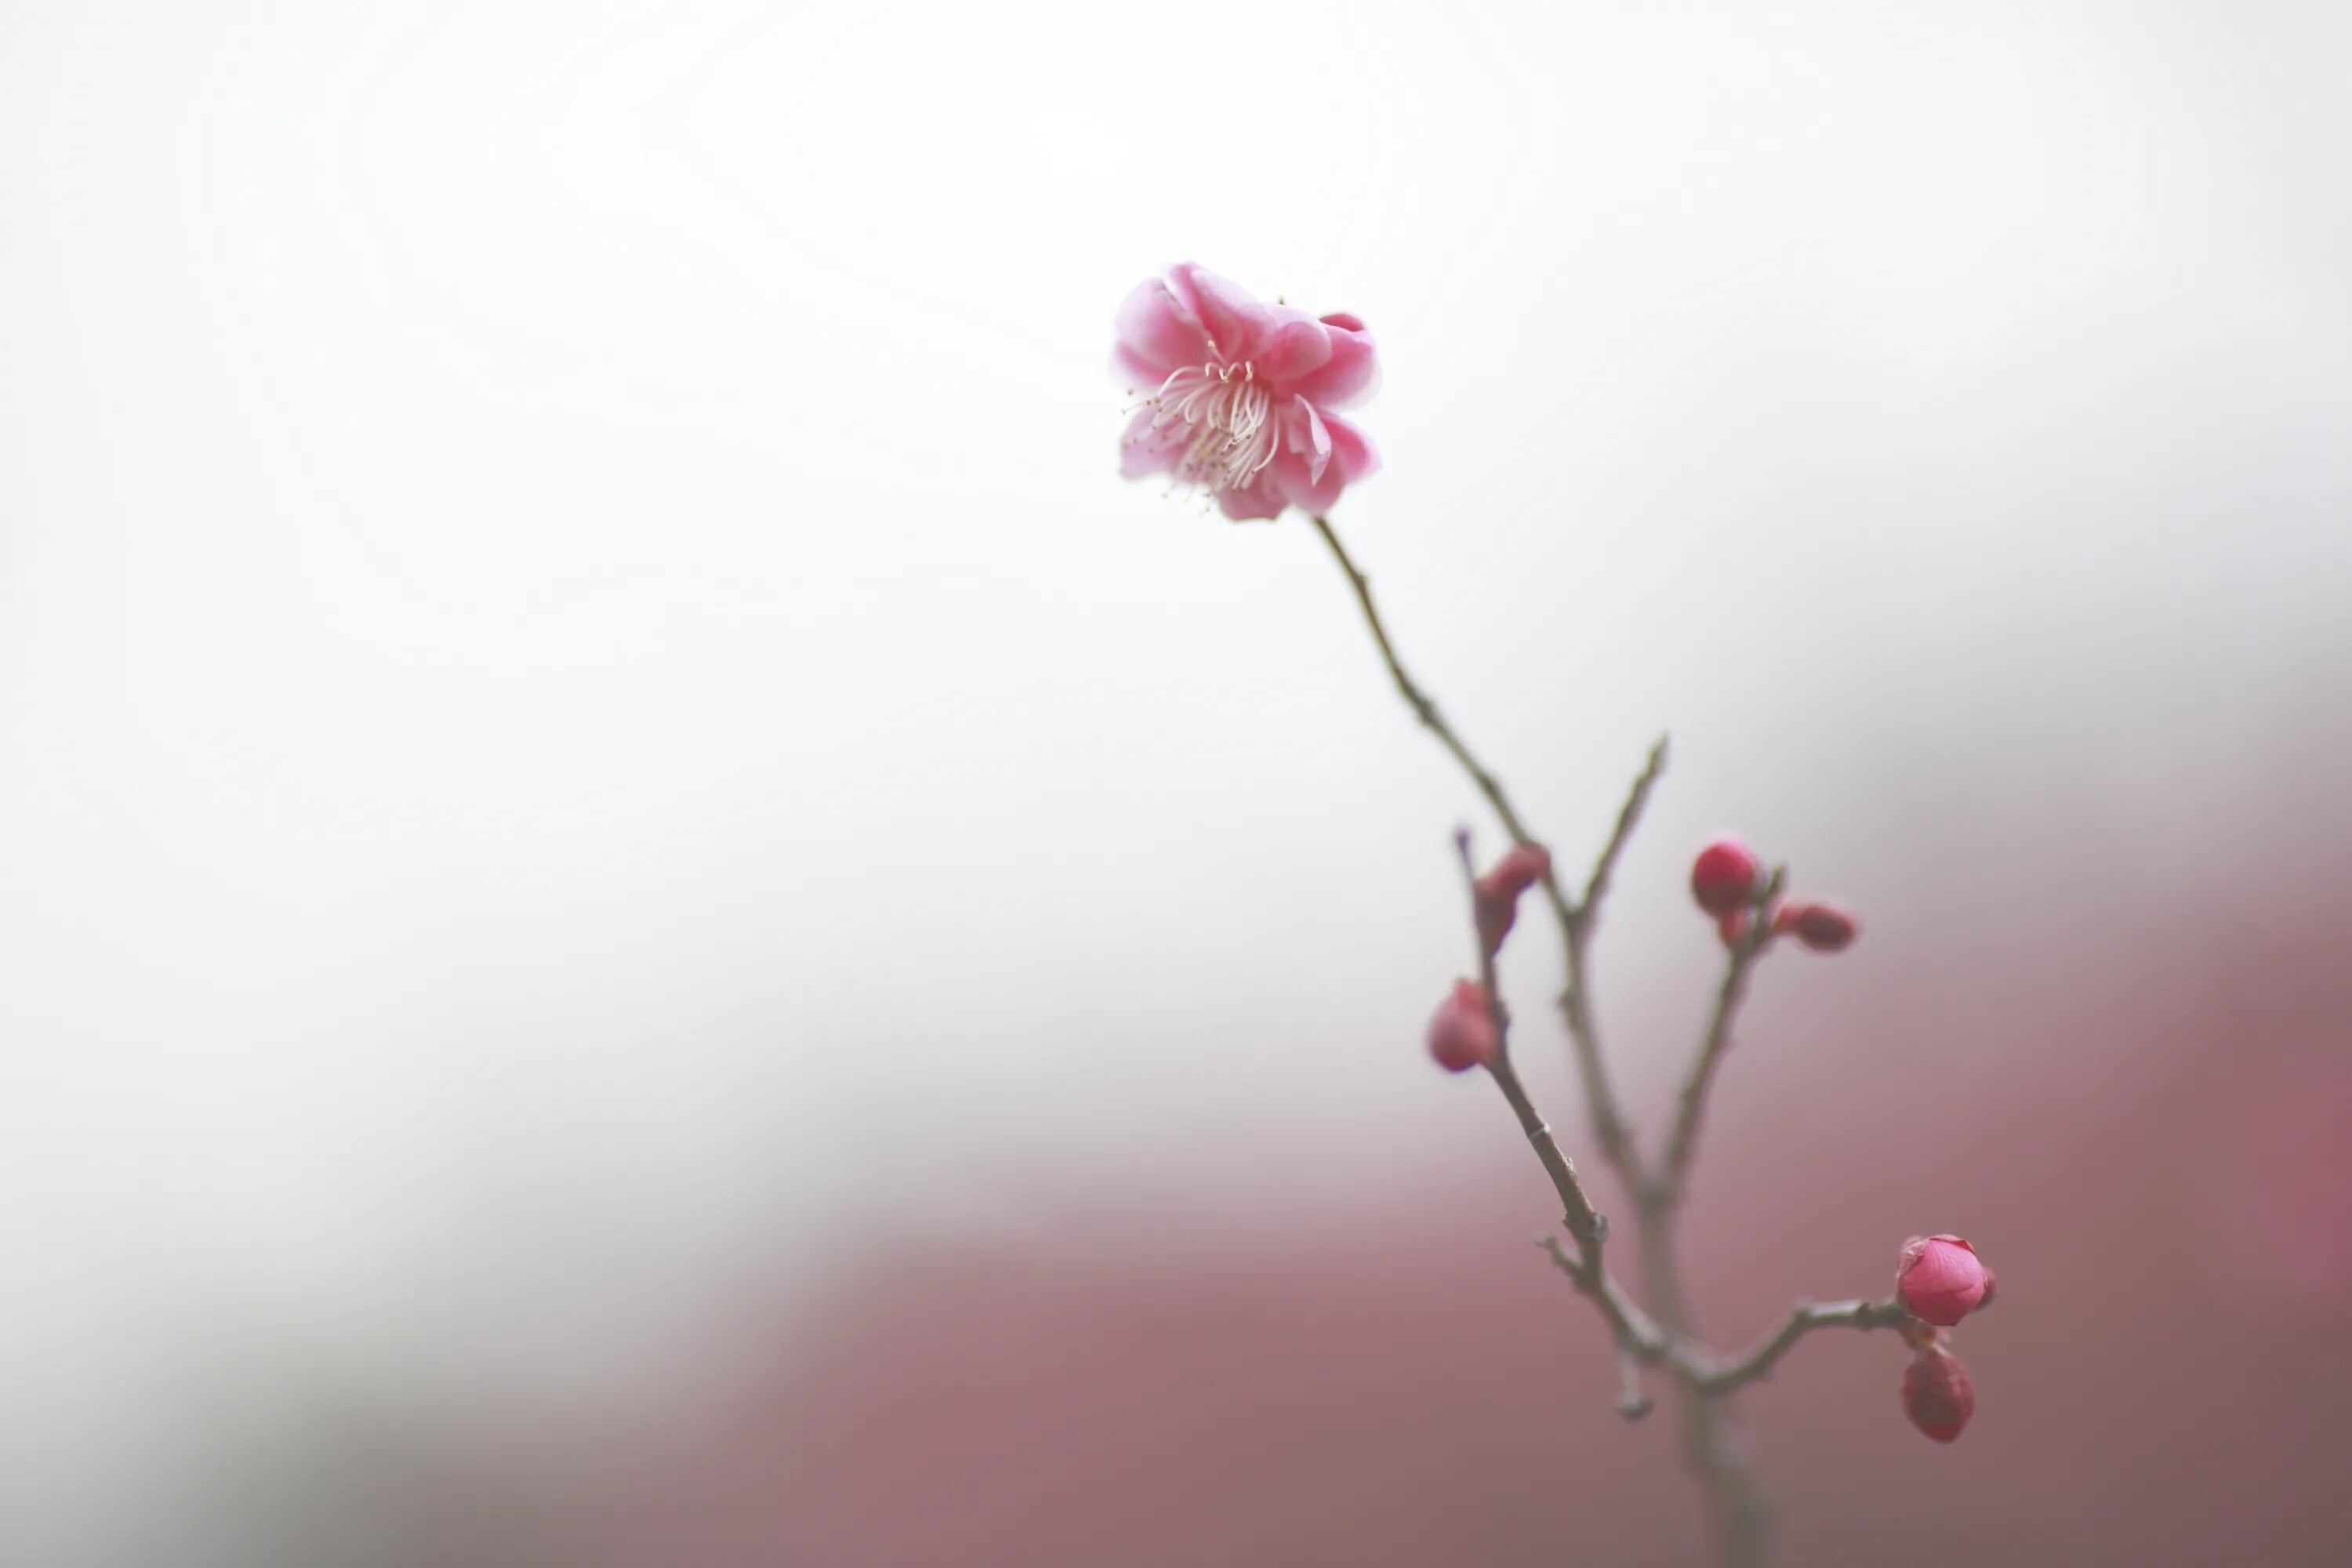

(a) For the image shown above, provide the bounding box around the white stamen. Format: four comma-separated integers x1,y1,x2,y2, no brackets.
1142,360,1277,497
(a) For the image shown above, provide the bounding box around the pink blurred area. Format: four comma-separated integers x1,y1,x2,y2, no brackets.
450,789,2352,1567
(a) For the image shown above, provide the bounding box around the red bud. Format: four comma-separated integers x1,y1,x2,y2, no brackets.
1902,1345,1976,1443
1473,843,1552,956
1896,1234,1990,1327
1425,980,1500,1073
1690,838,1760,916
1773,899,1858,953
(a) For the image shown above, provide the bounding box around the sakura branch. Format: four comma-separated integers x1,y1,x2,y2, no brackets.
1659,862,1788,1203
1311,514,1641,1178
1113,261,1999,1568
1696,1297,1914,1396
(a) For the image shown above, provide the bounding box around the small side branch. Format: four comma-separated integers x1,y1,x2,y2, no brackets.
1694,1298,1913,1396
1539,1235,1669,1365
1555,739,1670,1179
1454,831,1611,1256
1615,1345,1656,1422
1574,735,1669,935
1490,1056,1613,1253
1657,866,1787,1201
1308,516,1646,1189
1450,826,1670,1417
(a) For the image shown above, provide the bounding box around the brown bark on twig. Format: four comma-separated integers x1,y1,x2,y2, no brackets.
1308,516,1918,1568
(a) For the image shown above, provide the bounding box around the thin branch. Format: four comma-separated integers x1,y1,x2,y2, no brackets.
1554,739,1671,1178
1454,830,1611,1255
1311,517,1545,851
1615,1345,1656,1422
1657,866,1788,1201
1308,516,1646,1183
1486,1056,1613,1254
1575,735,1670,934
1539,1235,1668,1363
1450,826,1677,1421
1693,1298,1913,1396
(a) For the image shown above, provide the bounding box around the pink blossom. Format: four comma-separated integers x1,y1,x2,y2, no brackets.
1896,1234,1990,1327
1425,979,1500,1073
1114,263,1381,521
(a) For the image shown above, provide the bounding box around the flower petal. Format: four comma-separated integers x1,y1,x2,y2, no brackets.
1217,473,1286,521
1294,319,1378,410
1167,262,1272,363
1254,318,1333,385
1270,406,1378,515
1112,279,1210,387
1321,408,1379,484
1267,444,1340,517
1291,397,1334,485
1119,407,1182,480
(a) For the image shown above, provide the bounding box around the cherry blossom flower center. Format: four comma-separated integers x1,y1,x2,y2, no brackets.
1147,361,1277,494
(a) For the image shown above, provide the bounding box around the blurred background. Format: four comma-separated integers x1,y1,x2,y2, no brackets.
5,2,2350,1564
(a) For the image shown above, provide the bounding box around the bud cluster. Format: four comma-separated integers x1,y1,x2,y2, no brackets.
1421,815,1994,1452
1894,1233,1997,1442
1689,835,1858,954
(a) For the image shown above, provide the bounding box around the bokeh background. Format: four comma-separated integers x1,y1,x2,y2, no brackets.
5,2,2350,1564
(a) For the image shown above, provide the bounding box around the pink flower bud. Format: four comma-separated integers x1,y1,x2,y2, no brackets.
1902,1345,1976,1443
1690,837,1760,916
1473,842,1552,955
1426,979,1500,1073
1896,1234,1990,1327
1773,899,1858,953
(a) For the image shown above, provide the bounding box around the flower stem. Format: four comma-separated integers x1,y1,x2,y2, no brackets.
1305,515,1643,1181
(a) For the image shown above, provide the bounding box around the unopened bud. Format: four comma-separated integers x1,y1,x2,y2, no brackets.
1426,979,1500,1073
1773,899,1858,953
1896,1234,1990,1327
1902,1345,1976,1443
1473,843,1552,956
1690,838,1760,916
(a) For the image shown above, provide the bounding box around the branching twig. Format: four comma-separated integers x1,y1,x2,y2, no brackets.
1486,1056,1612,1254
1311,515,1644,1183
1574,735,1669,935
1555,739,1670,1178
1657,866,1788,1202
1615,1345,1656,1422
1450,821,1693,1417
1305,514,1911,1567
1538,1234,1668,1365
1454,831,1611,1257
1694,1298,1913,1396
